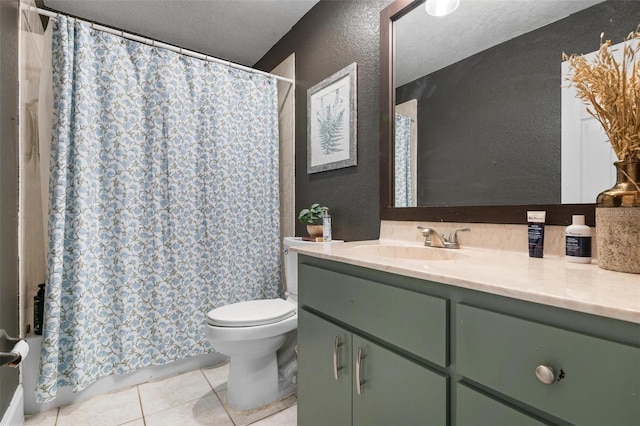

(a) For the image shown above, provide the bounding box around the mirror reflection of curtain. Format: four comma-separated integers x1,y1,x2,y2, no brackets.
394,113,413,207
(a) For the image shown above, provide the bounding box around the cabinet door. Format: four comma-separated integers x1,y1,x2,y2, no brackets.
298,309,352,426
456,383,548,426
352,335,447,426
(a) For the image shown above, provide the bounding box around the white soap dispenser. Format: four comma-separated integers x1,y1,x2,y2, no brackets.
565,215,592,264
322,209,332,242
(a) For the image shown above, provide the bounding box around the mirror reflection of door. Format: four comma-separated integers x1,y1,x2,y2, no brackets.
0,0,20,420
561,41,622,203
395,100,417,207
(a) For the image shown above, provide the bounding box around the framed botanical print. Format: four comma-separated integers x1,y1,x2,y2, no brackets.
307,63,357,174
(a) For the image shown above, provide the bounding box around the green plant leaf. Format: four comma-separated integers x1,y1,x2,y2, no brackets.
298,203,328,224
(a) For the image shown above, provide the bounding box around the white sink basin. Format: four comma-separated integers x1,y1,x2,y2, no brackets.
350,245,470,261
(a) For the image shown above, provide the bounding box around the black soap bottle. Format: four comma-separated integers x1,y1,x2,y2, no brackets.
34,283,45,335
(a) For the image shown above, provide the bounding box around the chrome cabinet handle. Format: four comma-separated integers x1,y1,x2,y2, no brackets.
356,348,366,395
535,365,556,385
333,336,343,380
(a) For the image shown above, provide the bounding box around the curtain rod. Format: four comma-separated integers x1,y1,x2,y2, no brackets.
24,5,294,85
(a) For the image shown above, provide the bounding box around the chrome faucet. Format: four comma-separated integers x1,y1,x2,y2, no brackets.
417,226,470,249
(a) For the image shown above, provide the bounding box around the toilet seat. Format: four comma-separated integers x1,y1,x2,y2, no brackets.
206,298,295,327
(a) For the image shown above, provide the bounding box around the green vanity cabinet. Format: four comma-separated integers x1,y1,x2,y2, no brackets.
297,255,640,426
456,303,640,426
456,383,547,426
352,333,447,426
297,308,352,426
297,261,448,426
297,309,448,426
298,263,448,366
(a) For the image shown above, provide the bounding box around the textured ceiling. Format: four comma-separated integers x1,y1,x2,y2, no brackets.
395,0,604,86
39,1,606,83
42,0,320,66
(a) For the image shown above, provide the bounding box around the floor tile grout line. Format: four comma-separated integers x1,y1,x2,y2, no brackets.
142,395,221,421
245,401,297,426
200,360,230,391
137,369,217,419
201,365,298,426
250,406,281,425
199,367,217,393
202,367,238,426
136,384,147,426
215,391,238,426
140,371,230,423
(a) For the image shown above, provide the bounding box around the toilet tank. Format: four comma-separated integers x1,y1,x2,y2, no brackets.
282,237,315,298
283,237,344,297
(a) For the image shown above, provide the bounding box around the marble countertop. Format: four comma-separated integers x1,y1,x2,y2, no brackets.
293,239,640,324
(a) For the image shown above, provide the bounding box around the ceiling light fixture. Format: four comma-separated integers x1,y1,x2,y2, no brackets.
425,0,460,17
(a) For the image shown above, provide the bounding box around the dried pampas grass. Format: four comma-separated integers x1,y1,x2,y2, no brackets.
563,27,640,161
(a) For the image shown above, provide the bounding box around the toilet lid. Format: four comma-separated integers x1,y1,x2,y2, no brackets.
206,298,296,327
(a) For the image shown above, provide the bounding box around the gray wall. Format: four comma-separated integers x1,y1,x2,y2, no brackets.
255,0,391,242
0,0,21,418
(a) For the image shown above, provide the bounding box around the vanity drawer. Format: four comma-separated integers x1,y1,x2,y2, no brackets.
456,304,640,426
456,383,547,426
299,263,448,366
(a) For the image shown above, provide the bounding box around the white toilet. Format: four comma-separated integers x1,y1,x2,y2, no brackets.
205,237,315,411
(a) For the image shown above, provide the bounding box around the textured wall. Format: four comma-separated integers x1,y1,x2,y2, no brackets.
255,0,391,242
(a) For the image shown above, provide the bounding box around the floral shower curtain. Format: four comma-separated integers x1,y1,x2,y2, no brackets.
36,16,282,402
394,113,413,207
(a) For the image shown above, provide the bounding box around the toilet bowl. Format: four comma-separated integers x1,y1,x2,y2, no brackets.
205,298,297,411
204,237,326,411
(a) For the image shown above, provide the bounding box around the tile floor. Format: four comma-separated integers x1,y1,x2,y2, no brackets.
24,363,297,426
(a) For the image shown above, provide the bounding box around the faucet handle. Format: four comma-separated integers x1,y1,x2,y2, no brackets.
448,228,470,244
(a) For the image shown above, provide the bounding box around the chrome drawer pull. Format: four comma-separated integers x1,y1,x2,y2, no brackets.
356,348,366,395
333,336,343,380
535,365,556,385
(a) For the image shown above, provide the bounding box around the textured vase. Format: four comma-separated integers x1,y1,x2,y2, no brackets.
595,160,640,273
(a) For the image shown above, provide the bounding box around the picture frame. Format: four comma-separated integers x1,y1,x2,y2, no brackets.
307,62,357,174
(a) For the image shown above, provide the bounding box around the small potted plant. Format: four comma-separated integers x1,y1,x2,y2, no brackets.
298,203,328,237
